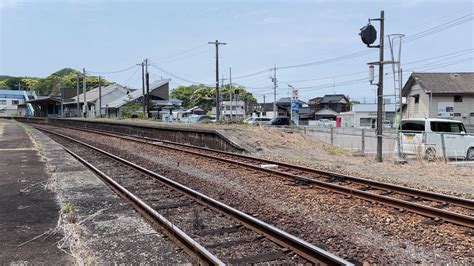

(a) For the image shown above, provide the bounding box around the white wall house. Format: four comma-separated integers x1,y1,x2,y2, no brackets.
0,90,37,117
402,72,474,132
221,100,245,119
340,103,396,128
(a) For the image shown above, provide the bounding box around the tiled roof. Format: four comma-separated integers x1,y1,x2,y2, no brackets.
403,72,474,95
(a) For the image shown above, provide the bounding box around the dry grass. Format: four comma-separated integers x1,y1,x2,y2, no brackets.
221,125,474,198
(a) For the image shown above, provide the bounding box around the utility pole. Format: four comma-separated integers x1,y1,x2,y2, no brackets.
145,59,150,119
139,61,146,118
98,75,102,118
83,68,87,118
221,75,225,120
208,40,227,121
271,65,277,118
263,94,266,117
61,86,64,117
229,67,233,120
76,74,80,117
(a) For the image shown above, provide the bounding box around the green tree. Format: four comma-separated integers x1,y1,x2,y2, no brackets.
170,83,256,112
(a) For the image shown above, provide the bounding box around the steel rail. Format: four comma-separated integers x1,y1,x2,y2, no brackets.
39,123,473,210
35,124,474,228
38,127,353,266
61,147,223,266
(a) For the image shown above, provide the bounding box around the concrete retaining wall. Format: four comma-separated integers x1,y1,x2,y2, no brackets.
14,117,246,153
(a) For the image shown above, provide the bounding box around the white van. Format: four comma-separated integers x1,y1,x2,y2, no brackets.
399,118,474,160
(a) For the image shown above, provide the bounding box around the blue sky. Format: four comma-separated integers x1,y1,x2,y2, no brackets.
1,0,473,102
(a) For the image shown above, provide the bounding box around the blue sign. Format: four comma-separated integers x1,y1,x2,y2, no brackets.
291,100,299,112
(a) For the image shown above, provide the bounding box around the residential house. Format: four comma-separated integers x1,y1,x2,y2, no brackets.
0,90,37,117
402,72,474,132
254,97,305,118
254,102,288,118
308,94,350,120
221,100,245,119
339,103,396,128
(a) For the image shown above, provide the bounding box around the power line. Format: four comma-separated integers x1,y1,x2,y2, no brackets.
280,48,473,83
159,47,211,63
149,61,210,85
278,13,472,70
249,56,473,96
229,13,473,76
154,43,208,61
232,68,272,80
122,66,141,86
87,65,137,74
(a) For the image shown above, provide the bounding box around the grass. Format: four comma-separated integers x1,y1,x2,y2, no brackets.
323,145,348,155
62,200,73,214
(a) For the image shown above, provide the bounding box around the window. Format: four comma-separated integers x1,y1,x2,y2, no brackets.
431,121,466,133
360,118,371,127
471,113,474,117
0,100,6,105
453,113,461,117
413,95,419,104
454,95,462,102
12,100,19,105
400,120,425,132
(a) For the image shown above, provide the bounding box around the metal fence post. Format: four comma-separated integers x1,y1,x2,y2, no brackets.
330,127,334,146
441,133,447,163
361,128,365,154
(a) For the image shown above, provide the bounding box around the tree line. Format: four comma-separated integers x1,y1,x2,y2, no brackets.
171,84,257,111
0,68,110,96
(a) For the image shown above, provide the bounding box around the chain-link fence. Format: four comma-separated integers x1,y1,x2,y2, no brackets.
303,126,397,155
303,126,474,162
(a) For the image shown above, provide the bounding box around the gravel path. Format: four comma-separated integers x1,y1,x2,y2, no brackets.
44,127,474,264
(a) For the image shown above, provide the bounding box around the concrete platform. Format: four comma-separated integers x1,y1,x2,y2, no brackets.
0,119,189,264
0,119,71,264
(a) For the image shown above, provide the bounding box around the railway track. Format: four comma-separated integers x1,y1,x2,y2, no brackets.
32,124,474,229
39,127,351,265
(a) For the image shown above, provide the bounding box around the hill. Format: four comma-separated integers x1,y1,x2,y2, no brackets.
0,68,111,96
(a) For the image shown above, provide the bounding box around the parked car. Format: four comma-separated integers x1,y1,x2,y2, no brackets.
269,116,291,126
399,118,474,160
382,120,392,129
185,115,212,124
247,117,272,125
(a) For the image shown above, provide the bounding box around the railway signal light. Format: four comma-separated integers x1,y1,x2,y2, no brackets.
360,23,377,46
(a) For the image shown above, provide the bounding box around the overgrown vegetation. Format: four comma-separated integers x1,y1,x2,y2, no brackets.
0,68,111,96
121,101,144,119
171,83,256,111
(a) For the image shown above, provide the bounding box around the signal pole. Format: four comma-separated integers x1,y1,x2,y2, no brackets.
361,10,385,162
376,10,385,163
208,40,226,121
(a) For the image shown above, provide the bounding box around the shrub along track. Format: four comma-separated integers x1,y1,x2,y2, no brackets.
40,127,350,265
31,123,472,262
